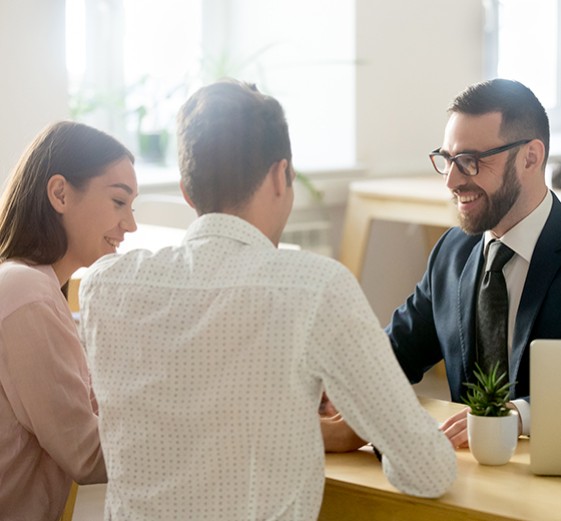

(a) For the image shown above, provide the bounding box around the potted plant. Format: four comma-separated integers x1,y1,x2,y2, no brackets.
462,362,519,465
135,104,170,164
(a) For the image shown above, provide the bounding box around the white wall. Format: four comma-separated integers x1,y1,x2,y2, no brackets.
356,0,484,177
0,0,69,190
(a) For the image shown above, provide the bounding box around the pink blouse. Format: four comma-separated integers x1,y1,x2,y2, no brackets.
0,261,106,520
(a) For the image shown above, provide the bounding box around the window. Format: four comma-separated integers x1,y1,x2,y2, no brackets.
485,0,561,132
66,0,201,162
66,0,356,172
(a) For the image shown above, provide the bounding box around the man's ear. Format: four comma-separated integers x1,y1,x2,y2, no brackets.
270,159,289,196
524,139,545,171
47,174,69,214
179,180,197,210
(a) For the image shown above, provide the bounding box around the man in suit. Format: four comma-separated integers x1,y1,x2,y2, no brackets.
323,78,561,451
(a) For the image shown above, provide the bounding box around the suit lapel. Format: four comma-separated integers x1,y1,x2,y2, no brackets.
457,237,485,382
512,193,561,377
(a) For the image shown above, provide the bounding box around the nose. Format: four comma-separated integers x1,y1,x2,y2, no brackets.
445,160,465,191
121,208,138,233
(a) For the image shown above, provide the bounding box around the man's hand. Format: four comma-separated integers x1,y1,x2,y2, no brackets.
320,413,366,452
439,407,469,449
319,394,366,452
439,402,523,450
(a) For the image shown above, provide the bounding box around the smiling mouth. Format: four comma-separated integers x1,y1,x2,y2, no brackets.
104,237,121,248
456,192,482,204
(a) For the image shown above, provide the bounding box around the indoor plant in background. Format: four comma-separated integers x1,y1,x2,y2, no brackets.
462,362,519,465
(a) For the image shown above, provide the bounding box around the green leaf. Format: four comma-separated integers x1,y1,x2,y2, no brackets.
461,361,516,417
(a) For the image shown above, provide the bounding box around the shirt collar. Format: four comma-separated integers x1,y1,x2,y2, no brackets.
484,190,553,262
183,213,276,250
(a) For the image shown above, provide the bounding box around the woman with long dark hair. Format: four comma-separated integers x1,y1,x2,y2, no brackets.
0,121,137,520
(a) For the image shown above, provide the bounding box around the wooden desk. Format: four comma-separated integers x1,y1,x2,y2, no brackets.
320,397,561,521
339,176,457,278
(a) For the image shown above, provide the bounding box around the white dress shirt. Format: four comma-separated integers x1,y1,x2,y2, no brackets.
80,214,456,521
483,190,553,434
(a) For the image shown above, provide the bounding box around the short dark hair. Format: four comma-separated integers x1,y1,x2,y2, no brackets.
176,79,292,214
0,121,134,264
448,78,550,167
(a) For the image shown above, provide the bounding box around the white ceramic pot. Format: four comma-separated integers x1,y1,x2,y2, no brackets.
467,410,518,466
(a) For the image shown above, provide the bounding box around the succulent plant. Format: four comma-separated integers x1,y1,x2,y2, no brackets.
462,362,512,417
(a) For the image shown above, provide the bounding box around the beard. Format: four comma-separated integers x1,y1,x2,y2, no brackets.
456,154,522,235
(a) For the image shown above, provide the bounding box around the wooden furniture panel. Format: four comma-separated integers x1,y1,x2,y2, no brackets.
339,176,456,278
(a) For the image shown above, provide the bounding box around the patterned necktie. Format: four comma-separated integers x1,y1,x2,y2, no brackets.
476,240,515,378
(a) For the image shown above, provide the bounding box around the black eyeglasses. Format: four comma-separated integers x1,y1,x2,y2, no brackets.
429,139,532,177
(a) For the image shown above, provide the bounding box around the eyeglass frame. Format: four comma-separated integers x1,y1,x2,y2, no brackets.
429,139,532,177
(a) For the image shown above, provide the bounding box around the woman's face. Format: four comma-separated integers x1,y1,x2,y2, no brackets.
60,157,138,275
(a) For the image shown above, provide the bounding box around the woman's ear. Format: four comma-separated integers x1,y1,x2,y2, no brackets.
47,174,69,214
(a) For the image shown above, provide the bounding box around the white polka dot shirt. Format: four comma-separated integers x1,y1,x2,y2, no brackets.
80,213,456,521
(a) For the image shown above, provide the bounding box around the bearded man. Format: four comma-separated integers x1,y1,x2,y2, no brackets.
323,78,561,452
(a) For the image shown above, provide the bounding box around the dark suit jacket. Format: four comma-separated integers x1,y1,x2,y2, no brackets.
386,192,561,402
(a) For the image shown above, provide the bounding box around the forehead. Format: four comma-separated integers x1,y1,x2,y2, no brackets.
91,157,138,196
442,112,503,154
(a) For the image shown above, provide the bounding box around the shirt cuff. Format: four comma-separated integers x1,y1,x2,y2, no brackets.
510,399,530,436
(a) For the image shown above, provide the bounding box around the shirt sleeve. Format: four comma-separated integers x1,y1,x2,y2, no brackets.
305,267,456,498
511,398,530,436
0,301,106,484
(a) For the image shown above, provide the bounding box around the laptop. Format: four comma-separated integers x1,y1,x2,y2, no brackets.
530,339,561,475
